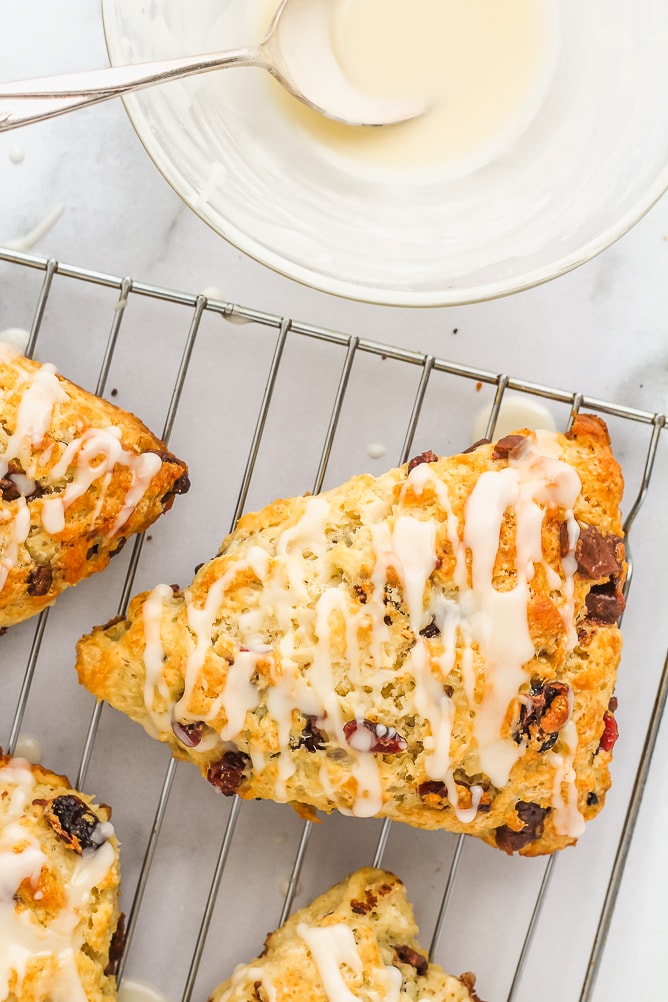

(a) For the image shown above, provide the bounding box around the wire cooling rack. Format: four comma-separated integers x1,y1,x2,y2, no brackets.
0,245,666,1002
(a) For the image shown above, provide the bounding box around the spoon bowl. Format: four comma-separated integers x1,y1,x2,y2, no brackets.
0,0,425,131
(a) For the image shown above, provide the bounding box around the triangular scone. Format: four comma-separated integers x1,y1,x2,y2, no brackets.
0,754,122,1001
76,415,625,856
0,342,189,628
207,868,482,1002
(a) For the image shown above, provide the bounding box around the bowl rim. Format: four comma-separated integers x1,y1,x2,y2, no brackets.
102,1,668,308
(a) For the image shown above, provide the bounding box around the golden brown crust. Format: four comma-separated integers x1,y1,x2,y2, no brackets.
76,416,625,856
0,753,121,1001
207,868,480,1002
0,343,189,628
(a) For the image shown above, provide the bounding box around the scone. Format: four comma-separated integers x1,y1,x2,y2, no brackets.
0,341,189,629
0,753,122,1001
76,415,625,855
207,868,482,1002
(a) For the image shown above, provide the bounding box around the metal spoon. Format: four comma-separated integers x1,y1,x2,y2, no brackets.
0,0,425,132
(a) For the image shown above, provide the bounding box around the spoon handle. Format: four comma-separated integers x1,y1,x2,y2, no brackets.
0,48,266,131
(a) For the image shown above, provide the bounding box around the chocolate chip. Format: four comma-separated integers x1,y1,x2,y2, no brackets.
494,801,549,853
462,438,490,454
160,469,191,506
419,619,441,639
86,543,100,560
104,913,126,976
587,792,599,807
419,775,493,814
171,719,204,748
109,536,127,558
0,477,21,501
44,795,109,854
296,716,327,753
407,450,439,473
492,435,527,461
538,732,559,753
25,482,45,501
572,525,624,579
27,565,52,597
207,751,250,796
171,472,191,495
343,719,407,754
394,945,428,976
585,580,625,623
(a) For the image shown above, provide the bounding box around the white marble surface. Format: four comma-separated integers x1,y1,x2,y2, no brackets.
0,3,667,1001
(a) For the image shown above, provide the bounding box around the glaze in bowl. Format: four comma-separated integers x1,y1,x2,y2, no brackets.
102,0,668,306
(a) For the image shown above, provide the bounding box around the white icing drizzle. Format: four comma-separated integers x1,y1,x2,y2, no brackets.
387,515,437,631
0,759,115,1000
0,496,30,592
118,979,174,1002
0,345,166,592
547,715,586,838
142,583,177,735
0,352,68,479
209,651,262,740
444,770,484,824
12,734,43,765
407,639,454,780
216,965,278,1002
296,923,363,1002
140,430,585,824
4,202,65,253
297,922,401,1002
459,443,581,787
49,425,162,537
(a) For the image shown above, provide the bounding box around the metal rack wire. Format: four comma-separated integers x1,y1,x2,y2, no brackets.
1,245,666,1002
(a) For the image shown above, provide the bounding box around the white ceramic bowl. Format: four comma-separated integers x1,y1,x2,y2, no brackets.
102,0,668,307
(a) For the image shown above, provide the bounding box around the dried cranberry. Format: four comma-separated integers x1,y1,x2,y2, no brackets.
598,711,619,753
44,795,110,853
407,450,439,472
343,719,407,754
171,719,204,748
394,945,428,976
207,751,250,796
